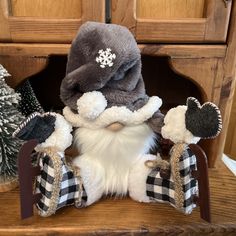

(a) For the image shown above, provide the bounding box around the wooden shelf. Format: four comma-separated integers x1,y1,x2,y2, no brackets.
0,43,226,58
0,161,235,235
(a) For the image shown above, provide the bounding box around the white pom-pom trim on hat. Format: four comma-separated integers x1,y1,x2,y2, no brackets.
77,91,107,120
64,96,162,129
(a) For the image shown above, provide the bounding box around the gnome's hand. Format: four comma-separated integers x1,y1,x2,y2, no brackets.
65,145,80,159
145,154,170,178
158,137,174,159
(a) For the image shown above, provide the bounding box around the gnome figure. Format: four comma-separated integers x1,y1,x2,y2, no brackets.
14,112,87,217
61,22,164,206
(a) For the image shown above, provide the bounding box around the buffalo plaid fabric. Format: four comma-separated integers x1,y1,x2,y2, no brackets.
35,153,87,215
146,147,198,214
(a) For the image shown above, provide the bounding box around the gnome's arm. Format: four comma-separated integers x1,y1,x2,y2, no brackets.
147,110,164,134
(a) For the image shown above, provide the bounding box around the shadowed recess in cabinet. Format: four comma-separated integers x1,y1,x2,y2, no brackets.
25,56,66,112
142,56,203,113
20,56,203,113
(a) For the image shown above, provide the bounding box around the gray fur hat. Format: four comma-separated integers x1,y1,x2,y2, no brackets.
60,22,163,133
60,21,147,111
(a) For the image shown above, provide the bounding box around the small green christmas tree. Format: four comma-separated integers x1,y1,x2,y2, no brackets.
0,64,24,180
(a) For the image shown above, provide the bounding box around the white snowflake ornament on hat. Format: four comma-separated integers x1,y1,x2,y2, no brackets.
96,48,116,68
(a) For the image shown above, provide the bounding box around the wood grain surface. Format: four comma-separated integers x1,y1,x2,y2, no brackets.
0,43,227,58
0,0,104,43
0,0,11,41
223,1,236,160
111,0,231,43
136,19,206,42
0,162,235,235
0,55,49,88
111,0,136,35
170,58,219,101
10,0,81,19
204,0,232,41
208,1,236,167
136,0,205,19
10,0,82,18
225,88,236,160
9,17,81,43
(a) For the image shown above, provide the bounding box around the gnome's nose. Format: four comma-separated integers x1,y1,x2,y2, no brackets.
106,122,124,132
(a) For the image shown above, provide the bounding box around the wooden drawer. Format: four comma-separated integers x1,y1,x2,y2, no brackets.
111,0,232,43
1,0,231,43
0,0,105,43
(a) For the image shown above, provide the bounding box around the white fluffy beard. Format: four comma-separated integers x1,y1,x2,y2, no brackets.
73,123,155,197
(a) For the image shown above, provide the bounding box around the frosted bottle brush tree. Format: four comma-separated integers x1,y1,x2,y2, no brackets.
0,64,24,179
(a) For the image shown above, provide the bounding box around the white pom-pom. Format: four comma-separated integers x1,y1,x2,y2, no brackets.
77,91,107,120
161,105,200,144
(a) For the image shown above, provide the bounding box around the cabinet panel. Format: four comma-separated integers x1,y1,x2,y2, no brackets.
112,0,231,43
0,0,105,43
11,0,82,18
137,0,205,19
225,90,236,160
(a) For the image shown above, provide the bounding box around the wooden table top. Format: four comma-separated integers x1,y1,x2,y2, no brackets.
0,161,235,236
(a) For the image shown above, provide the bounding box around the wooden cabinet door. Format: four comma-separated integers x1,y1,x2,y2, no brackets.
111,0,232,42
225,90,236,160
0,0,104,43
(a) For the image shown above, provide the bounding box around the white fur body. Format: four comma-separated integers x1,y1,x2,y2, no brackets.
73,123,155,205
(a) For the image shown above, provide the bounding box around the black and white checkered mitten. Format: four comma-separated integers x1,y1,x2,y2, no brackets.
35,149,87,217
146,147,198,214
